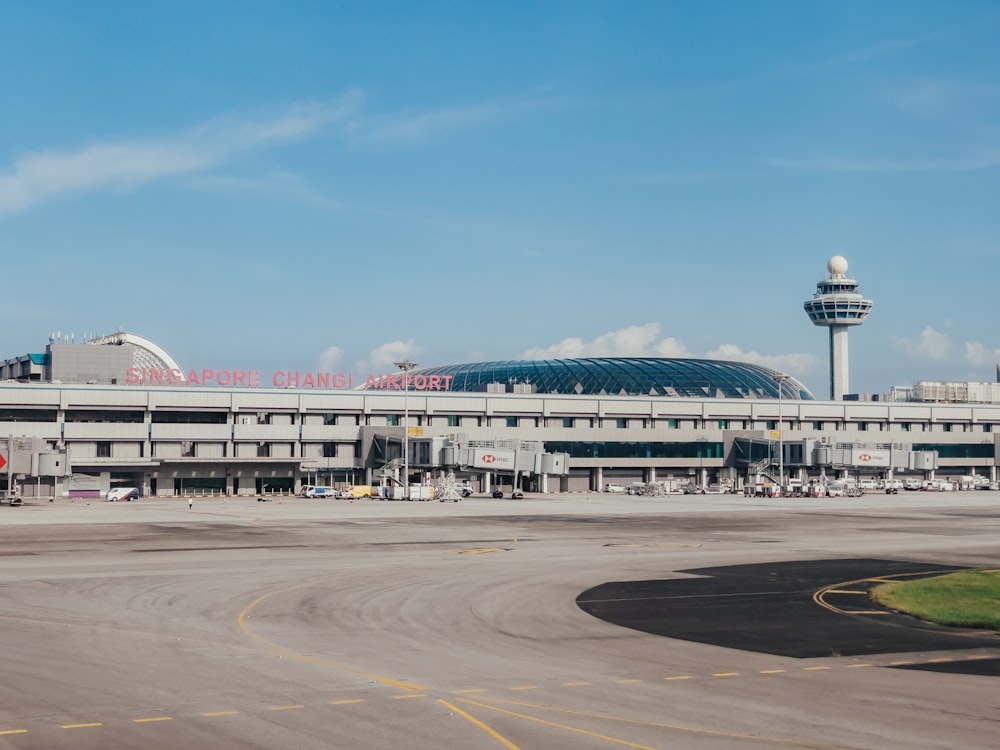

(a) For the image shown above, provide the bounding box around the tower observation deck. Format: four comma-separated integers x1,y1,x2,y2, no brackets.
803,256,872,400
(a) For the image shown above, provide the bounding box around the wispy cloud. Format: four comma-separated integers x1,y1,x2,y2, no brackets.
0,89,554,214
520,323,819,377
892,78,1000,115
822,35,940,70
185,172,343,209
351,91,556,144
765,148,1000,173
0,95,362,215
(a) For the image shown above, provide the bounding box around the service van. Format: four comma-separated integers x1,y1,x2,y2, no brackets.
300,485,338,498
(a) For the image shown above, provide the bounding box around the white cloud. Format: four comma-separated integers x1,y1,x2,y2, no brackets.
318,345,344,371
520,323,820,377
703,344,819,374
521,323,687,359
363,340,421,373
0,94,362,215
965,341,1000,367
896,326,951,360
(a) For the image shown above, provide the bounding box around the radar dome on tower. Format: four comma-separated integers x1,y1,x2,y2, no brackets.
827,255,849,277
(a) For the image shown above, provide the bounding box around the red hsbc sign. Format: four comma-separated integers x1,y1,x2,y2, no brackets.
472,449,515,470
851,449,890,467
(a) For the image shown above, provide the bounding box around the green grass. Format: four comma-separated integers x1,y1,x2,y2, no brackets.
870,569,1000,630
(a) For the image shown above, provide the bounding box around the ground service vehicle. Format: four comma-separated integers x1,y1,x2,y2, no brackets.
107,487,139,502
301,486,337,498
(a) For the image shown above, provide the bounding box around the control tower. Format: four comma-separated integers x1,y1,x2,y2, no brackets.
803,256,873,400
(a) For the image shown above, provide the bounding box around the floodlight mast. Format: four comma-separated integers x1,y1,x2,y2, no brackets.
773,373,791,494
394,359,418,500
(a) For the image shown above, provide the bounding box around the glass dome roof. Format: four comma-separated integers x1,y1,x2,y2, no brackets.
406,358,814,399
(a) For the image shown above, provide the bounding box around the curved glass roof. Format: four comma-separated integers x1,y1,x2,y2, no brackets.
407,358,814,399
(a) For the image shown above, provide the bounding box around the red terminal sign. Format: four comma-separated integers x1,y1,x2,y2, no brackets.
125,368,453,391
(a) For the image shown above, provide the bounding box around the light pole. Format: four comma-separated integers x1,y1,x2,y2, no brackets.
394,358,417,500
773,373,790,494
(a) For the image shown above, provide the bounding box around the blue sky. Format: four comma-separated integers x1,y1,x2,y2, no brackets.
2,1,998,397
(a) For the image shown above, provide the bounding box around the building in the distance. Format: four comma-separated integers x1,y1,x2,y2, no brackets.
2,322,998,500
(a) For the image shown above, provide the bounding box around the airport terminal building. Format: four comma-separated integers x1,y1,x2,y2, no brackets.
2,329,999,500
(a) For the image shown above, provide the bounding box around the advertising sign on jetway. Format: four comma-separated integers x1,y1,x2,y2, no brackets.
852,448,890,467
472,449,516,470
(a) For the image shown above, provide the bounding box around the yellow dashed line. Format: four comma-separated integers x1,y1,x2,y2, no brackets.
269,705,304,711
451,689,486,694
0,729,28,735
759,669,785,674
826,589,867,595
615,678,643,684
803,666,830,671
563,681,591,687
712,672,739,677
928,658,953,663
664,675,693,681
330,699,366,705
134,716,172,723
967,655,993,661
890,660,913,665
846,663,872,668
62,722,102,729
202,711,239,717
509,685,540,691
392,694,425,699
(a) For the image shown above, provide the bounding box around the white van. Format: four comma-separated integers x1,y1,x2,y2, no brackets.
826,481,846,498
107,487,139,502
301,485,338,498
604,483,626,493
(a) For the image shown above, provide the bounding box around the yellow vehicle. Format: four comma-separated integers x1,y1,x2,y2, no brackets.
342,485,373,499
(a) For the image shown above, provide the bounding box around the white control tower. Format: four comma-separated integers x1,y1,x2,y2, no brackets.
803,256,873,400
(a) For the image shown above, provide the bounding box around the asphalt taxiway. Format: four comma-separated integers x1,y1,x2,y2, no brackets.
1,491,998,749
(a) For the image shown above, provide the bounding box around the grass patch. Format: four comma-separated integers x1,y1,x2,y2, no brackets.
870,569,1000,630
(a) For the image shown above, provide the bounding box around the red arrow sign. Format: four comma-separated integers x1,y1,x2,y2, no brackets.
0,453,6,471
